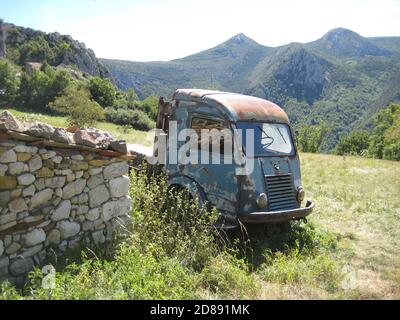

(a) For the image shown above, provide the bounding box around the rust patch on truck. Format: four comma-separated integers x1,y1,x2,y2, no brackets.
173,89,289,123
207,93,289,123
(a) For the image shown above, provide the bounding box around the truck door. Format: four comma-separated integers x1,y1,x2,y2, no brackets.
183,114,239,217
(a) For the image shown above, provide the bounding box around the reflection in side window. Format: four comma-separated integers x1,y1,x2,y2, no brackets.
191,117,225,130
191,117,231,153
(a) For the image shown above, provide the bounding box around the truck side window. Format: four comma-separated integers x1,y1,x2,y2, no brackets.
191,117,231,154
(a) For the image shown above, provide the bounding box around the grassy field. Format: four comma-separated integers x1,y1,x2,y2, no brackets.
0,111,399,299
298,153,400,299
4,108,154,146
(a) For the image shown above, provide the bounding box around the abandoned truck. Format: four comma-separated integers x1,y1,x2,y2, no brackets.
148,89,314,227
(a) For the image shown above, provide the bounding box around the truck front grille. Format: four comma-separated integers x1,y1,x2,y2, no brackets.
265,174,298,211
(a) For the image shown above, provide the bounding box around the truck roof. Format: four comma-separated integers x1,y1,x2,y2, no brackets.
172,89,289,123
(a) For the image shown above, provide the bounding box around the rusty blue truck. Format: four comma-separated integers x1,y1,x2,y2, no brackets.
150,89,314,227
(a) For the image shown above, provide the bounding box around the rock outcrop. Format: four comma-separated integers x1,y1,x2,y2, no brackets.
273,48,331,104
0,21,110,78
0,111,25,132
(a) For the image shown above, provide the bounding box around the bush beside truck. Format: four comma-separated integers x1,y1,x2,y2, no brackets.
334,103,400,160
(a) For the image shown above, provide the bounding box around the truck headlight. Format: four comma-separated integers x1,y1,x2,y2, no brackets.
297,186,305,203
256,193,268,208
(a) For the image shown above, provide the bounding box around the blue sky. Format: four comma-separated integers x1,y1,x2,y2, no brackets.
1,0,399,61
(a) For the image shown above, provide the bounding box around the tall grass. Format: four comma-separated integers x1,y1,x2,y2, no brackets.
1,111,398,299
0,167,344,300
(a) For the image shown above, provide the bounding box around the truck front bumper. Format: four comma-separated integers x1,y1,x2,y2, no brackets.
237,200,314,223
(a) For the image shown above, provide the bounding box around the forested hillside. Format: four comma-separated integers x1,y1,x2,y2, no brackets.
0,20,159,132
102,28,400,149
0,21,109,78
0,19,399,300
1,20,399,152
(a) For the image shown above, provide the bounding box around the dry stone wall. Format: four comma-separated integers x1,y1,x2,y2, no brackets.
0,140,132,284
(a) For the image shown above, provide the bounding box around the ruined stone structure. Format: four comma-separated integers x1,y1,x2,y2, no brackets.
0,112,136,285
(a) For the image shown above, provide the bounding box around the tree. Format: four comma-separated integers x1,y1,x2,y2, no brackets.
49,87,104,127
137,94,158,120
19,70,50,110
88,77,116,107
18,67,71,112
126,88,139,108
368,103,400,160
105,107,154,131
295,123,329,153
335,130,370,156
112,90,129,109
0,59,19,104
18,35,56,65
383,141,400,161
48,70,71,103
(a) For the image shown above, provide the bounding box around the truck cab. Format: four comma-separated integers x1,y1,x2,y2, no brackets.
152,89,314,227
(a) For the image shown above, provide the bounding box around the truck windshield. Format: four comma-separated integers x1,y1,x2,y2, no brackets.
236,122,295,157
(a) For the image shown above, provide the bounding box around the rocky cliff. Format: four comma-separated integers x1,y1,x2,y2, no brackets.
1,22,110,78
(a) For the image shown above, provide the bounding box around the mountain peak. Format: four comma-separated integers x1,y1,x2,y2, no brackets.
313,27,391,57
225,33,258,45
322,27,362,41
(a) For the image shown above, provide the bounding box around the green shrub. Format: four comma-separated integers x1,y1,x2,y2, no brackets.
129,168,219,270
49,87,104,127
383,140,400,161
0,169,219,300
105,107,154,131
88,77,116,107
0,59,19,104
9,245,196,300
18,35,56,65
126,88,139,108
368,103,400,160
335,130,370,156
136,95,158,120
6,32,72,67
19,67,72,112
295,123,329,153
0,282,21,300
